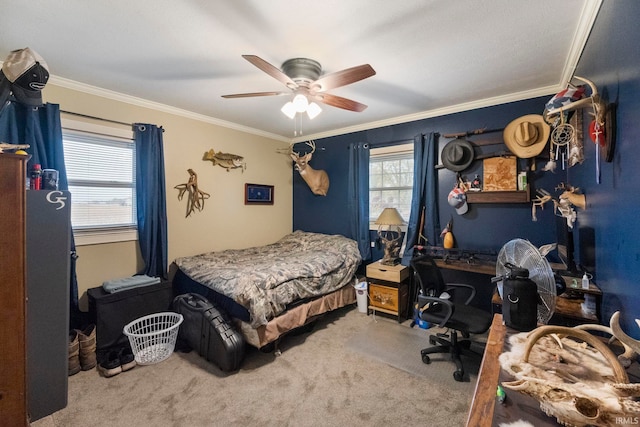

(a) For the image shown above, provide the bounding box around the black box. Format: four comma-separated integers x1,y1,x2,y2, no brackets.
87,281,174,351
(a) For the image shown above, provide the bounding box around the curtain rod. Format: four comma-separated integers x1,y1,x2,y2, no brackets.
370,132,441,147
60,110,132,127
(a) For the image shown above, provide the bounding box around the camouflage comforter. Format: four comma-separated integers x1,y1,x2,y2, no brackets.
174,231,362,328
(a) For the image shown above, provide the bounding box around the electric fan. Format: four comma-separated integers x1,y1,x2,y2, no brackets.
496,238,556,324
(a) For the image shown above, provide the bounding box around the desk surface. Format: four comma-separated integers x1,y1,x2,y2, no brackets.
435,258,496,276
467,314,640,426
467,314,563,426
466,314,505,427
436,258,601,323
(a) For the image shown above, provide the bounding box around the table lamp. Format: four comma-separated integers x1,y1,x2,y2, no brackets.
375,207,406,265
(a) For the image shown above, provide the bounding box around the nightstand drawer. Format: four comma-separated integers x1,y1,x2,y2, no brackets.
369,283,401,312
366,262,410,282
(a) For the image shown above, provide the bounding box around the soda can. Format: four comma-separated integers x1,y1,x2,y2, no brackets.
42,169,59,190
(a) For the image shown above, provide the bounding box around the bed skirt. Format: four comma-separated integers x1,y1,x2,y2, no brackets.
173,268,356,350
235,283,356,349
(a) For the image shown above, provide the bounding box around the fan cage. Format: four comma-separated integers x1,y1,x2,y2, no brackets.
497,238,556,324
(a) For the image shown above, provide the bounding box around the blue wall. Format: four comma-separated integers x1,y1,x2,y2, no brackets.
568,0,640,337
294,1,640,336
294,97,563,252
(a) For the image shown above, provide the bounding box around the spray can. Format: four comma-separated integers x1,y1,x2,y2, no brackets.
30,164,42,190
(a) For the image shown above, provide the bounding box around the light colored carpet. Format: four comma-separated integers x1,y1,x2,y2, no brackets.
31,306,477,427
346,313,483,385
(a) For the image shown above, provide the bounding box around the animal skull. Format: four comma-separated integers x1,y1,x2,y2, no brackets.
499,324,640,426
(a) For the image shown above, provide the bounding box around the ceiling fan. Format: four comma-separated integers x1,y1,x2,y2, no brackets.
221,55,375,118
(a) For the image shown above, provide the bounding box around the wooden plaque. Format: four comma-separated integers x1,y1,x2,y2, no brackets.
482,157,517,191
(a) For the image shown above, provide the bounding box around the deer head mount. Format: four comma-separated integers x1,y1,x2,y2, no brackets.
280,141,330,196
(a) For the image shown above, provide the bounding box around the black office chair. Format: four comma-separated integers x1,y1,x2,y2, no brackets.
410,254,492,382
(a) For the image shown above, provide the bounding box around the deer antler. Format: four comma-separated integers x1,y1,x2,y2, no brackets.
276,142,298,156
532,189,552,222
305,140,316,154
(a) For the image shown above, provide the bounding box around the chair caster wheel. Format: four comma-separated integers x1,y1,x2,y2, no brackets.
453,370,464,382
422,354,431,364
429,336,437,345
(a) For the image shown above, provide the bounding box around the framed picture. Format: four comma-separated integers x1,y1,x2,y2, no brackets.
245,183,274,205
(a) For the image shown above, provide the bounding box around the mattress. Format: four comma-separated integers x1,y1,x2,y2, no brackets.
174,231,361,328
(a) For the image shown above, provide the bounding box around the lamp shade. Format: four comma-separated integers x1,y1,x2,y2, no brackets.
375,207,405,226
292,94,309,112
306,102,322,119
281,102,296,119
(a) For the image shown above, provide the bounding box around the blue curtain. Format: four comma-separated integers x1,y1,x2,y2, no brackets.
0,101,80,323
401,132,439,265
134,124,168,279
347,142,371,261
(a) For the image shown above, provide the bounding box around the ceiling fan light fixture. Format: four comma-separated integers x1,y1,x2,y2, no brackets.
292,94,309,112
306,102,322,119
281,101,297,119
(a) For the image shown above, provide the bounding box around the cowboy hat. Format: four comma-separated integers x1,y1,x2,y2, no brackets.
441,137,474,172
503,114,550,158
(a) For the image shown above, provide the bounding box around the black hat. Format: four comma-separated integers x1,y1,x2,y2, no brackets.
441,138,475,172
1,47,49,106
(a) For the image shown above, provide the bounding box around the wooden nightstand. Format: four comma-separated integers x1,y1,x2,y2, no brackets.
366,262,410,322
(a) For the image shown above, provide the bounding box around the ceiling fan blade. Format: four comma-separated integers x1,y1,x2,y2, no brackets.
310,93,368,112
221,91,287,98
310,64,376,92
242,55,298,89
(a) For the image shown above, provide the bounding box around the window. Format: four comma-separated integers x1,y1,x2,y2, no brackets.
369,143,414,227
61,119,137,245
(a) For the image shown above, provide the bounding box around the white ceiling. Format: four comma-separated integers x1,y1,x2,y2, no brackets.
0,0,602,142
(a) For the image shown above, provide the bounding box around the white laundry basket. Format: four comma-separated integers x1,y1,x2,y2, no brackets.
123,312,183,365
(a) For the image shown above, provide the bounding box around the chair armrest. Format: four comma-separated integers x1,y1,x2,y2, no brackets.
445,283,476,305
417,295,454,328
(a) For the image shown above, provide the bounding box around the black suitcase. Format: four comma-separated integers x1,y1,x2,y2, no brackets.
173,293,245,371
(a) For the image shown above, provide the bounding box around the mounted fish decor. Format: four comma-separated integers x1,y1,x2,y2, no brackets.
203,149,246,172
174,169,210,218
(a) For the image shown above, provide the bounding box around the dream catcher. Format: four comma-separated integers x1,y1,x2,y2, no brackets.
543,112,575,172
543,76,614,182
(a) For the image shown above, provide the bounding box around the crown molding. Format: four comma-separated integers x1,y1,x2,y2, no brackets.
295,84,560,143
48,75,290,143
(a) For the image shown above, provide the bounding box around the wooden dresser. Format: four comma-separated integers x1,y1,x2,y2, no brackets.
0,154,29,426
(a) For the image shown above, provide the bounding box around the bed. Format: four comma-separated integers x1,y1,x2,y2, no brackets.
172,230,362,350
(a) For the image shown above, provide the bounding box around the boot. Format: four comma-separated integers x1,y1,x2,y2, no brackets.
68,330,81,376
77,324,97,370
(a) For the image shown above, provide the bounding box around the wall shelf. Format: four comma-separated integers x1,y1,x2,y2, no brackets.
466,188,530,204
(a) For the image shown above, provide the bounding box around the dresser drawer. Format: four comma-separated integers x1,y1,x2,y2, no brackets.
366,262,410,282
368,283,401,312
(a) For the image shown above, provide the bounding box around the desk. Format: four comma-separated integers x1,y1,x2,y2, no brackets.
435,259,602,324
467,314,640,426
435,258,495,276
491,279,602,325
466,314,505,427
